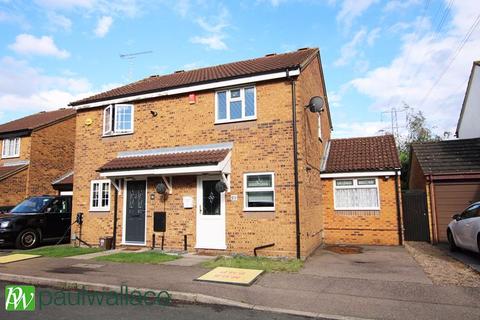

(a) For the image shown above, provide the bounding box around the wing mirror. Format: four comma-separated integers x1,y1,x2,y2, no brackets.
452,214,461,221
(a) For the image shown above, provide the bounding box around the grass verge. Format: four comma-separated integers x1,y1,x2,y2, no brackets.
18,245,103,257
202,256,304,272
95,251,180,264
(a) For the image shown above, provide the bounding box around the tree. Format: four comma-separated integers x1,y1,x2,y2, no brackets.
398,111,441,189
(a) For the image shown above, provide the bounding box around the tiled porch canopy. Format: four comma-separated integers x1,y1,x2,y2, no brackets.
98,142,232,178
0,162,29,182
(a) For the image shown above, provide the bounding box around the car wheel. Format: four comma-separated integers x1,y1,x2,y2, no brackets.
477,234,480,256
15,229,39,250
447,229,458,252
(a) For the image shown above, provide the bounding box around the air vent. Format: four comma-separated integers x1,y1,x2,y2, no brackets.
174,70,185,73
297,47,309,51
265,53,276,57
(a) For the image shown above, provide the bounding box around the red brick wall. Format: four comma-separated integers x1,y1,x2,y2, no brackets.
0,168,28,207
28,116,76,196
322,177,401,245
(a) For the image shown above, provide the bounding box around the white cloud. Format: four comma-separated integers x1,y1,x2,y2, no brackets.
334,27,379,67
34,0,94,10
94,16,113,37
47,12,72,31
191,35,227,50
34,0,140,17
337,0,378,30
190,6,229,50
0,56,92,118
8,34,70,58
348,0,480,136
333,121,387,138
383,0,420,12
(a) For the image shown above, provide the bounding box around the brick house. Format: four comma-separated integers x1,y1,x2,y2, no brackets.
0,109,76,211
69,48,334,258
321,135,403,245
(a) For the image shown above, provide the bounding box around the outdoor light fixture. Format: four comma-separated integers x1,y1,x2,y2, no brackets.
306,96,325,113
150,110,158,117
156,182,167,194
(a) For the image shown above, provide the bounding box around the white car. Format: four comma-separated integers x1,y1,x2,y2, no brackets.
447,201,480,254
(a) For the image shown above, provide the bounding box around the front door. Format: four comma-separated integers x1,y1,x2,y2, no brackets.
125,180,146,244
196,176,226,249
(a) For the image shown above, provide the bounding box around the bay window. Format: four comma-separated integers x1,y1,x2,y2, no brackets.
334,178,380,210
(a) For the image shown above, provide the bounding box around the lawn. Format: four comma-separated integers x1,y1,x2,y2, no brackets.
95,251,180,264
202,256,304,272
18,245,103,257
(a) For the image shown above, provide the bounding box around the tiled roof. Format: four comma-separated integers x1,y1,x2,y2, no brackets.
411,138,480,175
99,149,230,172
323,135,400,173
70,48,318,106
52,171,74,186
0,108,76,135
0,164,28,181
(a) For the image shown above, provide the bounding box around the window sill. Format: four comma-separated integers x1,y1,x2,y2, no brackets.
243,208,275,212
89,209,110,213
1,155,20,159
215,117,257,125
334,208,380,211
102,132,133,138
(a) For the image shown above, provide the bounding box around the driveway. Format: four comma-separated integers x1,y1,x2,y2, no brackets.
301,245,432,284
439,243,480,273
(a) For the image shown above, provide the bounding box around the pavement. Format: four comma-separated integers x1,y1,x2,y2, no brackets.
0,246,479,320
0,281,319,320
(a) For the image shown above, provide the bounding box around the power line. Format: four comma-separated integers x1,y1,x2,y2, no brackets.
420,13,480,107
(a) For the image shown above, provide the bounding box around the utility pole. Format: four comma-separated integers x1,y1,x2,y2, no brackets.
119,50,153,81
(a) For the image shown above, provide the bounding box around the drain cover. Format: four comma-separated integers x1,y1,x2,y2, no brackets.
324,245,363,254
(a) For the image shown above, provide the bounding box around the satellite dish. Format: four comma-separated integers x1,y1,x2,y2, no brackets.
307,96,324,113
156,182,167,194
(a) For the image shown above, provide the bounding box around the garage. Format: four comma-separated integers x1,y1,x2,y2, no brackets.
408,138,480,243
434,181,480,242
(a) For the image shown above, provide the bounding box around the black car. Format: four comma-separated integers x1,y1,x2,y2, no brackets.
0,196,72,249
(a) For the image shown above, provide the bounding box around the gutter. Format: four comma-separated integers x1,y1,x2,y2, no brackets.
287,69,301,260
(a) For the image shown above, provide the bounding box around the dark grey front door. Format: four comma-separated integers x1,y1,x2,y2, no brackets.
125,180,146,243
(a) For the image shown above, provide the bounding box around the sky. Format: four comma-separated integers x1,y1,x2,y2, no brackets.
0,0,479,138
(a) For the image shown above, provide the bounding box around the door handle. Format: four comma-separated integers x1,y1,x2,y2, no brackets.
199,205,202,214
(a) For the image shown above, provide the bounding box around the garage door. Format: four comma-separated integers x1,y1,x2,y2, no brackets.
434,182,480,242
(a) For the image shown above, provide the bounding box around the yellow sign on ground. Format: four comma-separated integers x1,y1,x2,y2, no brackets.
196,267,264,286
0,254,40,264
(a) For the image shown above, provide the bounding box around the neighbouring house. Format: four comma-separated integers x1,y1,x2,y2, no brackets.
0,108,76,211
69,48,334,258
408,138,480,243
456,61,480,139
320,135,403,245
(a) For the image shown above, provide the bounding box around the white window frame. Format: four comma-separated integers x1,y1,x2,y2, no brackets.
1,137,21,159
215,86,257,124
103,104,134,136
333,178,380,211
243,172,275,212
90,179,111,211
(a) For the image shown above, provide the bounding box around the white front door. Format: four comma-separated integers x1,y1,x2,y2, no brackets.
196,176,226,250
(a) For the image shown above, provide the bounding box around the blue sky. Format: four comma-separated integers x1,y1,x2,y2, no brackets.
0,0,479,138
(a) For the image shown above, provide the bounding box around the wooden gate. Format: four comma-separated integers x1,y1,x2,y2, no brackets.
402,190,430,242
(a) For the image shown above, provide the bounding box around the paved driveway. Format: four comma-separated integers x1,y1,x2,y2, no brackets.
301,245,432,284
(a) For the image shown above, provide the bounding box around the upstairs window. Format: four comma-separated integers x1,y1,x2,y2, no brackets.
103,104,134,136
216,86,256,123
2,138,20,158
334,178,380,210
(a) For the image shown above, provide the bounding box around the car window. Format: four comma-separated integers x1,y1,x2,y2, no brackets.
47,198,69,214
460,204,480,219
